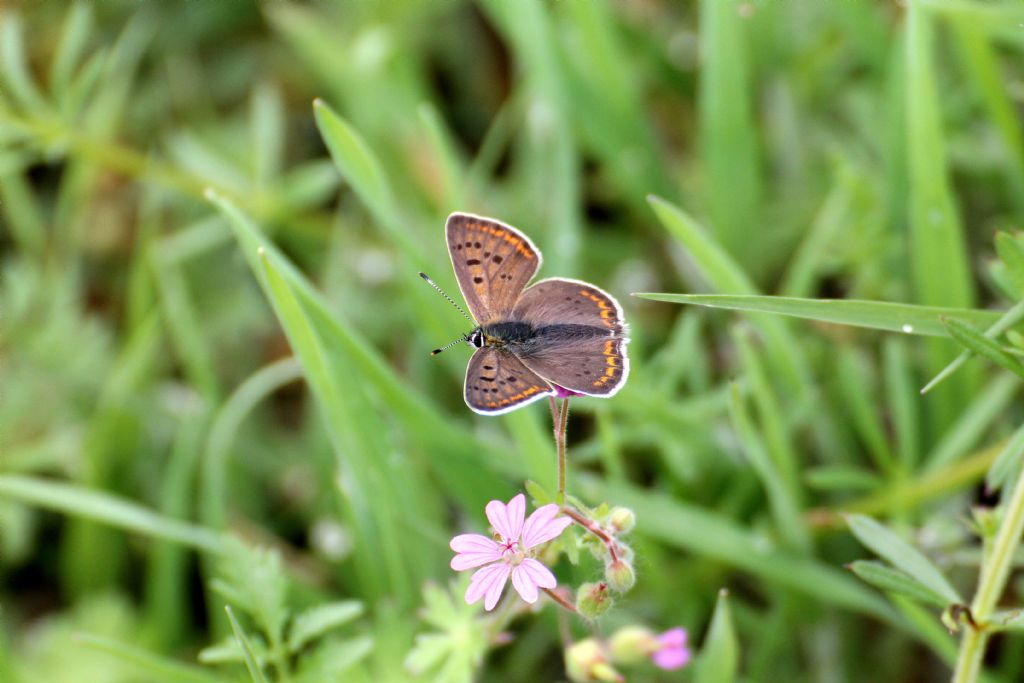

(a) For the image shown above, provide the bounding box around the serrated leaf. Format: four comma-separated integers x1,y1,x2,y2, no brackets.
942,317,1024,377
695,590,738,683
524,479,552,506
214,538,289,645
198,634,267,665
849,560,949,607
288,601,364,653
846,514,961,604
295,636,373,682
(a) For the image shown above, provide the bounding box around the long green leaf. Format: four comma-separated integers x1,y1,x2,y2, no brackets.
849,560,949,607
637,293,1000,337
0,475,222,553
846,514,961,604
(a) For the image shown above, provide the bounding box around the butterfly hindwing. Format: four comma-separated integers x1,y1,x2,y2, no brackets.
465,346,554,415
510,278,629,397
517,333,629,397
446,212,542,325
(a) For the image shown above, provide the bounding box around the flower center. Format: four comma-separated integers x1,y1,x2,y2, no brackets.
499,537,525,565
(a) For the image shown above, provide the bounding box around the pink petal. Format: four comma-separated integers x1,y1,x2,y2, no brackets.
652,646,691,671
450,534,503,570
657,627,688,648
452,552,502,571
465,564,510,609
521,504,572,549
486,494,525,542
450,533,500,554
510,558,557,604
484,564,511,610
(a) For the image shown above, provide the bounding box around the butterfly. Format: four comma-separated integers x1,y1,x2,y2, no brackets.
423,212,629,415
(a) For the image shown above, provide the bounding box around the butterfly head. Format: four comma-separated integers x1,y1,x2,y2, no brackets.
467,328,485,349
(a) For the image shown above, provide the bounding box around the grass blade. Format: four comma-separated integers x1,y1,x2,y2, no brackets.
637,293,1000,337
942,317,1024,377
695,589,738,683
697,0,761,268
0,475,222,553
225,606,270,683
920,299,1024,394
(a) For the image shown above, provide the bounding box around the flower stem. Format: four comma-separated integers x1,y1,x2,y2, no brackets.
561,506,619,563
951,457,1024,683
550,397,570,506
542,587,578,613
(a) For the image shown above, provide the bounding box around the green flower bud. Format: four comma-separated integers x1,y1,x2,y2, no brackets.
608,507,635,535
565,639,623,683
576,581,613,620
604,559,636,593
608,625,658,664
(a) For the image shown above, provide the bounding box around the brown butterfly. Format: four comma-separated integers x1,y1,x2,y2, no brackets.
422,212,629,415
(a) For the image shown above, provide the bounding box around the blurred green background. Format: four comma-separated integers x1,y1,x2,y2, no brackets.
3,1,1024,681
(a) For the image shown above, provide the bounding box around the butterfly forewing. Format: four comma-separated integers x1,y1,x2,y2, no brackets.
447,212,541,325
512,278,626,334
511,278,629,396
465,347,554,414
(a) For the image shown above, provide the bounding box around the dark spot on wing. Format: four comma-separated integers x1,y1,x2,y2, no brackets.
507,376,517,382
455,244,462,250
480,376,495,382
493,254,503,264
466,259,481,265
484,251,490,258
483,365,494,370
473,241,481,248
473,276,483,284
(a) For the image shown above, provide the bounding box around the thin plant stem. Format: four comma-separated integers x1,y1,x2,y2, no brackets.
550,396,570,506
542,587,578,613
561,506,619,563
951,458,1024,683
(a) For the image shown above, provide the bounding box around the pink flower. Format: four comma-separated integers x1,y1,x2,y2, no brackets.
552,384,582,398
450,493,572,610
651,627,691,670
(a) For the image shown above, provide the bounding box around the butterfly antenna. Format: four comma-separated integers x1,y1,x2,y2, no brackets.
419,272,475,325
430,335,469,356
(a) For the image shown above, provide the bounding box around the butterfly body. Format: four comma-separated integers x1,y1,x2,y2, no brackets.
442,212,629,415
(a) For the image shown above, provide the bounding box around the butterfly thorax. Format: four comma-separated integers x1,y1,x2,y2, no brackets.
469,321,535,350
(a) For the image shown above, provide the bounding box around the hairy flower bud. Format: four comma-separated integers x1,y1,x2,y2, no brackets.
575,581,613,620
608,507,635,535
604,559,636,593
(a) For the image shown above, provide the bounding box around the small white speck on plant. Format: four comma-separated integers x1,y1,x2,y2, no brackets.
902,324,913,334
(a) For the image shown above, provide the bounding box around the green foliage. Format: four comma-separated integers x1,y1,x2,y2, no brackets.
3,1,1024,682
